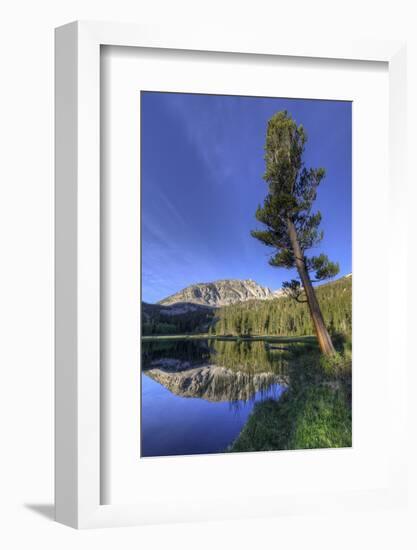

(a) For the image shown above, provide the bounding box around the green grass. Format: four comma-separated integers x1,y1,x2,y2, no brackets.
230,344,352,453
231,386,351,452
290,385,351,448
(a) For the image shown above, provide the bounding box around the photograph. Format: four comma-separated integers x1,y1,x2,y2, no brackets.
140,91,352,458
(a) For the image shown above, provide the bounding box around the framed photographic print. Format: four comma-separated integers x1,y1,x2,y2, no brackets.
55,22,407,528
139,90,352,459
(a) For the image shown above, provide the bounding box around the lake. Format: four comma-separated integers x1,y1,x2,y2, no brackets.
141,338,300,457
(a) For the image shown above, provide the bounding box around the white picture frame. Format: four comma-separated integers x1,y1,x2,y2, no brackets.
55,21,407,529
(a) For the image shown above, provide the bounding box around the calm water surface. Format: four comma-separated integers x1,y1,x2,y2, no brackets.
141,339,294,457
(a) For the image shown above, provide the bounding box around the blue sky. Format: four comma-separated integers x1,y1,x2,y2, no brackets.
141,92,351,304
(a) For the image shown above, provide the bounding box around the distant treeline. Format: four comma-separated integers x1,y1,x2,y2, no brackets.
142,306,214,336
142,276,352,337
210,276,352,337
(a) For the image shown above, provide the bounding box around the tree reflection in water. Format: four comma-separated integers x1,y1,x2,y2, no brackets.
142,339,311,403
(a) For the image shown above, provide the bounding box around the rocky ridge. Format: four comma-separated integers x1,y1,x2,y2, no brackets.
158,279,283,308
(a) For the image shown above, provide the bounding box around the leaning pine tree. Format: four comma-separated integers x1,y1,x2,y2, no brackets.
251,111,339,355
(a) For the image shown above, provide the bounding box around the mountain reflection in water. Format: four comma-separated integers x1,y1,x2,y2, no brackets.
141,339,300,457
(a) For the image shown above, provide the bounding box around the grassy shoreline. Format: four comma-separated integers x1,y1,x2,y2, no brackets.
142,333,317,343
230,383,351,452
229,347,352,452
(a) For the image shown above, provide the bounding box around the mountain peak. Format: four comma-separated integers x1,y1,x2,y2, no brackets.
158,279,275,307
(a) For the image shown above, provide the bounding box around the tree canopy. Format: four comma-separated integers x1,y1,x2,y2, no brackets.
251,111,339,301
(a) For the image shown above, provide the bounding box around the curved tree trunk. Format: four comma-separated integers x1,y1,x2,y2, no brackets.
287,219,335,356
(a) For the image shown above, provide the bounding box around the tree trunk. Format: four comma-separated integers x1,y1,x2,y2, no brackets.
287,219,336,356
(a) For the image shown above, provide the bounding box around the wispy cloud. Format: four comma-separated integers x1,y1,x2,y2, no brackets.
160,93,238,186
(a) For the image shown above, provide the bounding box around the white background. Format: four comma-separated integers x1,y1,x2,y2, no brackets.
0,1,416,548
